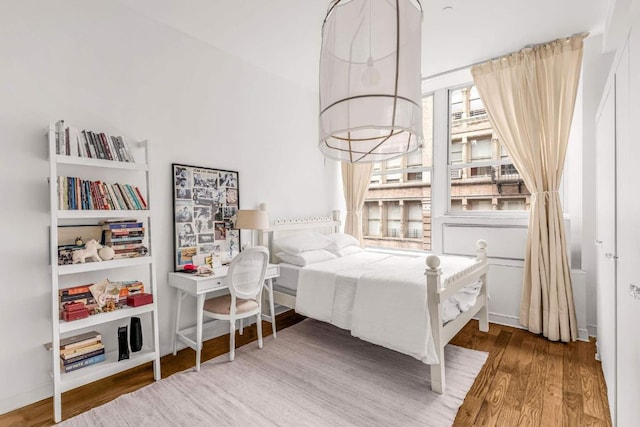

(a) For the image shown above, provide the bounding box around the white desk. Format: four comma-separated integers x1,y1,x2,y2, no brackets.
168,264,280,371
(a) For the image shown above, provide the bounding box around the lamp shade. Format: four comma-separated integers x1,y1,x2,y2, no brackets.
319,0,423,163
234,210,270,230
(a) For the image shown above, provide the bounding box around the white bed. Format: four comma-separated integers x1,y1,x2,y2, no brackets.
260,212,489,394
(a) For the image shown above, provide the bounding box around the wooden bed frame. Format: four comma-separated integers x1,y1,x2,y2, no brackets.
260,211,489,394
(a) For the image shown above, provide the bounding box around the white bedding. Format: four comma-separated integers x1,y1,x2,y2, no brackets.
274,263,302,291
294,252,483,364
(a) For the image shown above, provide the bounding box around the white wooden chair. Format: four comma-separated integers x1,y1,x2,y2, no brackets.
202,246,269,361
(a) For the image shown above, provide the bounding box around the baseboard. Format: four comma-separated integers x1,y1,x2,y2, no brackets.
485,312,590,342
0,383,51,416
487,312,522,329
588,324,597,338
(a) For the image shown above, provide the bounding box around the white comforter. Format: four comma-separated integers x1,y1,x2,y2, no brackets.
295,252,481,364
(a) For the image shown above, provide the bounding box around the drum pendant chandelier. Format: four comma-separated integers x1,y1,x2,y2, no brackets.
318,0,423,163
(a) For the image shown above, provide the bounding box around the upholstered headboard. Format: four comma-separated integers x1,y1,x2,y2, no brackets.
261,210,341,264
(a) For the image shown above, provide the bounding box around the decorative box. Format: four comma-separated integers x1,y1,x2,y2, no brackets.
62,308,90,322
126,293,153,307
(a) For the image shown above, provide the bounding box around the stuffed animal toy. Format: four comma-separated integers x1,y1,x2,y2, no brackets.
72,239,103,264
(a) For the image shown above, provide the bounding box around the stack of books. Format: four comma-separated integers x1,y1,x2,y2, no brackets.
102,220,146,259
58,331,105,373
57,177,147,211
54,119,136,162
59,284,98,320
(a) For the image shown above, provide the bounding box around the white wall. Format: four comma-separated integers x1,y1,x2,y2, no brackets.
0,0,340,414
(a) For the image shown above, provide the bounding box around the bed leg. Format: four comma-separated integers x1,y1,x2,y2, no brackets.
430,360,445,394
479,304,489,333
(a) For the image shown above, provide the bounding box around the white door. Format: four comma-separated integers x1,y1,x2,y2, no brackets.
595,72,617,423
615,30,640,427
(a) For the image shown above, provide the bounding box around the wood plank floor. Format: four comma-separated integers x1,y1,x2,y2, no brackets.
1,313,611,426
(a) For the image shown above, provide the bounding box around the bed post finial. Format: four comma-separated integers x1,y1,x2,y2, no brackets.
476,239,487,260
332,209,340,223
426,255,441,270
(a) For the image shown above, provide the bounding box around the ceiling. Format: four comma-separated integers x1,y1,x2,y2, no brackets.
117,0,609,91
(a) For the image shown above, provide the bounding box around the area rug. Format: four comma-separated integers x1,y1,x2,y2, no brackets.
61,319,488,427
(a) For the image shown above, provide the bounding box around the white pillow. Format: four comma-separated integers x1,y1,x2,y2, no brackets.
326,233,361,252
333,245,364,257
276,249,337,267
274,232,332,255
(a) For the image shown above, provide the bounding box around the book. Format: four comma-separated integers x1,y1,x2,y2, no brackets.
55,120,65,155
124,185,141,209
111,243,144,251
108,236,144,243
76,128,87,157
61,347,105,364
82,130,96,158
60,341,104,358
109,229,143,236
45,330,100,351
99,133,113,160
117,135,135,162
60,341,103,356
61,352,106,373
103,222,143,230
133,186,148,209
59,290,93,302
59,284,93,297
68,126,80,157
112,252,141,260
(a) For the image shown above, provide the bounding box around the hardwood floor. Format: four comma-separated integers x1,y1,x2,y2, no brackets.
451,320,612,426
1,313,611,426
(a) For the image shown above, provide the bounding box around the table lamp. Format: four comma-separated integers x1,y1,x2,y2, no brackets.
234,209,270,249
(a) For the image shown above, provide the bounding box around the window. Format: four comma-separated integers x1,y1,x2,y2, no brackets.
365,202,380,236
360,77,534,252
500,198,526,210
450,139,463,164
387,203,401,237
470,137,492,162
407,202,423,239
451,89,463,120
469,86,486,117
362,95,433,250
467,199,493,210
384,157,402,183
449,85,530,211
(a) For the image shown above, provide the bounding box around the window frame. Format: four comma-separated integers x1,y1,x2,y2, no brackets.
442,81,531,217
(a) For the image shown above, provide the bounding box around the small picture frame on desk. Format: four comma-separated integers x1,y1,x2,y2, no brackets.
172,164,240,271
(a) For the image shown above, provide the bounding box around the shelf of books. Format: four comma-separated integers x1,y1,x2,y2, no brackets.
60,348,157,393
47,121,161,423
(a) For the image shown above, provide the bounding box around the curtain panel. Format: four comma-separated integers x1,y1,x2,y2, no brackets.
471,33,586,342
341,162,373,244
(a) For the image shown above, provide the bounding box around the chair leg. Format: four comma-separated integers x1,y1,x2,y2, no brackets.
256,314,263,349
229,321,235,361
238,318,244,335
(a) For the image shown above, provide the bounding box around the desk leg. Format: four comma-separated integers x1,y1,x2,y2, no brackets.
173,289,184,356
267,278,276,338
195,293,205,372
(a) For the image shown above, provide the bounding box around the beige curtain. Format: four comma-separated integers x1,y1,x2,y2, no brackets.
341,162,373,244
471,34,586,342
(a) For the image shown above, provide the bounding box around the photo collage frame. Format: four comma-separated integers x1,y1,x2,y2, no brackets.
172,163,240,271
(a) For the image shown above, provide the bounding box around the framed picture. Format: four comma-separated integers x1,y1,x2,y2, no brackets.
172,164,240,271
